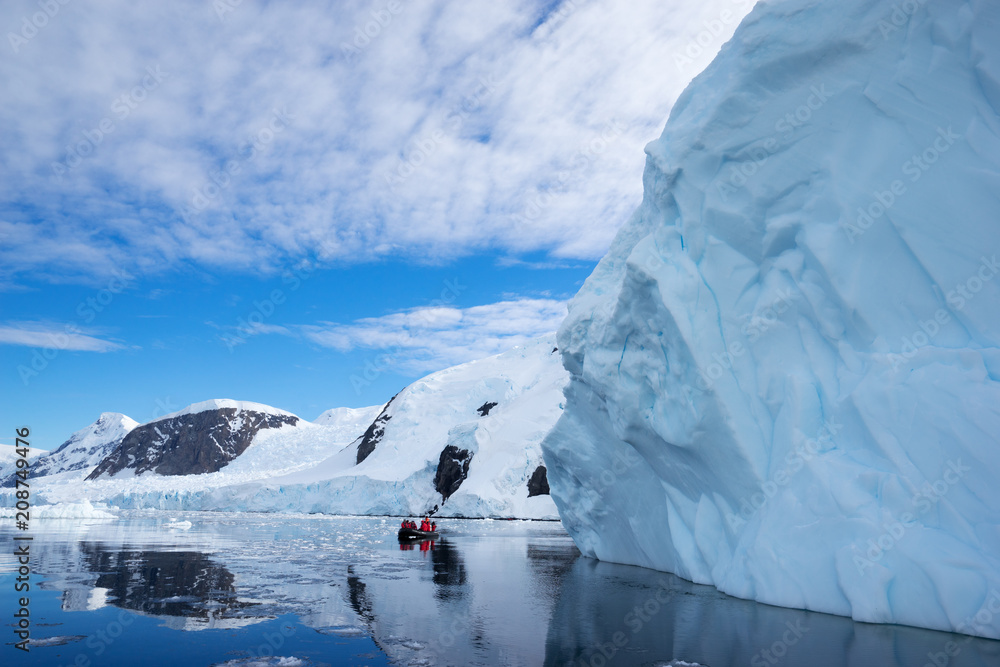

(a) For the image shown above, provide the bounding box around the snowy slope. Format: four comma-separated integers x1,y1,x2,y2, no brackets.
0,445,24,481
0,444,19,464
543,0,1000,640
313,405,383,429
241,335,566,519
149,399,298,423
1,413,137,487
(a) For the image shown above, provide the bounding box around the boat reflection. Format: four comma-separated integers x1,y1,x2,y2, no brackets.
399,538,436,553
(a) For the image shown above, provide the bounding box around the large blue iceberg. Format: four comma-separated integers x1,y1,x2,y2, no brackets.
543,0,1000,639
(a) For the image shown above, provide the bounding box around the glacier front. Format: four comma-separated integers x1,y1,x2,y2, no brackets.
542,0,1000,639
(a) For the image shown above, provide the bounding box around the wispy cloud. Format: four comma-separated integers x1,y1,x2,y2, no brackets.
299,297,568,372
495,256,592,270
0,0,751,285
0,322,125,352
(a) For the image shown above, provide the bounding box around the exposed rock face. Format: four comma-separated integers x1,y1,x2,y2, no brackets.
87,408,298,478
433,445,473,501
476,401,498,417
356,393,399,464
527,465,549,497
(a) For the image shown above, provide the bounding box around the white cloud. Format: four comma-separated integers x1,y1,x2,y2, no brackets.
0,0,754,283
0,322,125,352
300,297,568,372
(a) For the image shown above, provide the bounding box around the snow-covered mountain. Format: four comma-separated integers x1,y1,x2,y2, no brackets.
14,401,369,507
0,445,25,482
24,336,565,519
543,0,1000,640
238,335,566,518
23,401,377,508
313,405,384,428
87,400,299,478
1,413,137,488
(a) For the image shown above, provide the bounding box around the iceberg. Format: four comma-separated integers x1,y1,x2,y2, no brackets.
0,499,117,520
542,0,1000,639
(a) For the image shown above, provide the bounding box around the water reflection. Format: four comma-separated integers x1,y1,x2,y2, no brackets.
527,541,580,599
398,538,435,552
430,540,467,594
345,564,376,629
77,543,260,625
544,558,1000,667
3,515,999,667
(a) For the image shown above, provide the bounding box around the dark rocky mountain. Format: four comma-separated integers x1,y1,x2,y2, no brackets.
87,402,299,479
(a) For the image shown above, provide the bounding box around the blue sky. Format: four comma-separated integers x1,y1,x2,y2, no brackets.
0,0,751,449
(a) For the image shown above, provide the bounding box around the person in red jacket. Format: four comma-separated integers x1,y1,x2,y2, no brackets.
431,522,436,532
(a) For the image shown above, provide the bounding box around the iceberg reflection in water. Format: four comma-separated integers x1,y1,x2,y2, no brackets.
1,513,998,666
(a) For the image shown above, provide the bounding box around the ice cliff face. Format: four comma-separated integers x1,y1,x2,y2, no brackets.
542,0,1000,639
1,413,137,487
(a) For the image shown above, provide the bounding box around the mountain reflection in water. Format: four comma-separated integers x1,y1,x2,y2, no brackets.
78,543,260,624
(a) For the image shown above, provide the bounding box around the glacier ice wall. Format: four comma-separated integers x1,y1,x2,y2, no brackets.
542,0,1000,638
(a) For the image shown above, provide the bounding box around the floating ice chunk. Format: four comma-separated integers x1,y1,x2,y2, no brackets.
0,499,116,519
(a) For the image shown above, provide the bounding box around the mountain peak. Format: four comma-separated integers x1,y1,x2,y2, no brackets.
149,399,299,424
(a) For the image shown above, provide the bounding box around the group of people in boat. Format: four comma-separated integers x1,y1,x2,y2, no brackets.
401,516,436,532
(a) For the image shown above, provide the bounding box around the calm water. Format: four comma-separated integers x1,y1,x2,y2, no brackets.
2,512,999,666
